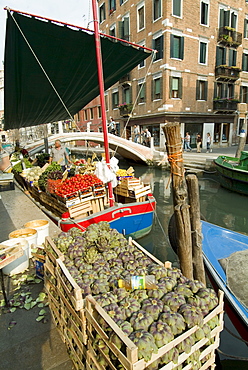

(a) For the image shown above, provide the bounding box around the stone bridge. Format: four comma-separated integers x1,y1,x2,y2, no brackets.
26,132,163,164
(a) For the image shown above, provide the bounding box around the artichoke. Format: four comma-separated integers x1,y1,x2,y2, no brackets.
129,311,154,331
142,298,164,320
149,320,174,347
129,329,158,362
119,297,141,318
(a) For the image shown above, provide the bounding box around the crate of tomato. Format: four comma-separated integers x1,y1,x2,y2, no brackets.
55,174,103,202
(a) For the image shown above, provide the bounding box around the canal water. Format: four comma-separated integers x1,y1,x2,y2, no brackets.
128,162,248,369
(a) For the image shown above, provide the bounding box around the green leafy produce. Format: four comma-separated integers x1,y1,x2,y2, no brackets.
12,158,33,173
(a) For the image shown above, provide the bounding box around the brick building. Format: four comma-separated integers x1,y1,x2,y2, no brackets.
79,0,248,149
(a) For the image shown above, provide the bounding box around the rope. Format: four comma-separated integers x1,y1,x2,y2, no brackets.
224,325,248,345
112,50,157,157
8,9,82,132
167,150,184,177
217,348,248,361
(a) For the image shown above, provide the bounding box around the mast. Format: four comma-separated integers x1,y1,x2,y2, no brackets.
92,0,114,207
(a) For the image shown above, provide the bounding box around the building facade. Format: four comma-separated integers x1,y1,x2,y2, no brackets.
78,0,248,149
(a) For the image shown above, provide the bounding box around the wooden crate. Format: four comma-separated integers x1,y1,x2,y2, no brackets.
85,290,224,370
113,184,129,197
128,184,151,199
121,177,140,188
69,200,92,219
44,235,224,370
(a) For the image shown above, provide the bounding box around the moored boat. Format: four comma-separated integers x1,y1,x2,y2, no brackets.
214,151,248,195
201,220,248,343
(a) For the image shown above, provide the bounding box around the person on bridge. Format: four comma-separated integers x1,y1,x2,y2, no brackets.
145,128,151,147
49,140,72,171
108,117,116,135
133,125,140,143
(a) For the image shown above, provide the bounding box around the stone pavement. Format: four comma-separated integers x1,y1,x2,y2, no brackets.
0,185,74,370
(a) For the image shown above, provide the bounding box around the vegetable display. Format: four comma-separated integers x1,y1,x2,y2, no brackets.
52,223,220,368
54,173,102,197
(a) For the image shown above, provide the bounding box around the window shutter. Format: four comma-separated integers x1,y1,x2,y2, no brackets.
228,49,233,66
216,46,221,66
233,50,237,66
244,19,247,38
204,81,208,100
151,80,154,100
178,77,182,98
118,21,124,38
170,34,174,58
219,9,224,28
223,48,227,65
242,53,245,71
246,88,248,104
224,10,230,27
196,80,200,100
143,83,146,100
173,0,181,17
160,35,164,59
214,82,217,98
123,17,129,41
240,85,242,102
160,76,163,99
231,13,237,29
180,37,184,60
169,76,172,98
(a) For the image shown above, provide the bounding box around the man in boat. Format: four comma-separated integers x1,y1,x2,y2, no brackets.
49,140,72,171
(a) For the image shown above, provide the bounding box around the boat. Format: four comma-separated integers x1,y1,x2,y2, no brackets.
201,220,248,343
168,216,248,343
214,151,248,195
3,6,156,238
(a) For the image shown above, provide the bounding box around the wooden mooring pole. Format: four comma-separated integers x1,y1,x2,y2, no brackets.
163,123,206,284
186,174,206,285
162,123,193,280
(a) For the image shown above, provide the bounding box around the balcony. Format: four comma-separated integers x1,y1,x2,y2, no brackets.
215,65,241,81
218,26,242,47
213,99,239,113
118,103,133,117
119,73,131,85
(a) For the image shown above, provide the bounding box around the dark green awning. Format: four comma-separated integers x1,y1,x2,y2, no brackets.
4,12,151,130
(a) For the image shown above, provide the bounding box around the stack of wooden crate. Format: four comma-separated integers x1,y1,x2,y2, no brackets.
44,236,224,370
114,177,151,202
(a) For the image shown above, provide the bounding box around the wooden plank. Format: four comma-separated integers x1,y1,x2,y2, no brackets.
45,236,64,262
130,238,165,266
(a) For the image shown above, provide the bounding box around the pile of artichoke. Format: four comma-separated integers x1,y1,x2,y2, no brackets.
53,222,219,369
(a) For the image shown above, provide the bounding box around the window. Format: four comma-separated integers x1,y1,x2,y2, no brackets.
90,108,94,119
98,106,102,118
170,34,184,60
109,0,116,13
200,1,209,26
137,80,146,103
105,93,109,111
84,110,88,121
196,80,208,100
153,0,162,21
229,49,237,67
169,76,182,98
138,4,145,31
112,89,119,109
214,82,234,99
242,52,248,72
119,14,130,41
122,85,132,104
219,8,237,29
99,3,106,23
199,41,207,64
152,76,162,100
240,86,248,103
244,17,248,39
138,42,145,68
153,34,164,61
173,0,182,18
109,24,116,37
216,46,226,66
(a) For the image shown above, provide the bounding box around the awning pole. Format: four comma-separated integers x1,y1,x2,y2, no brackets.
91,0,114,207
